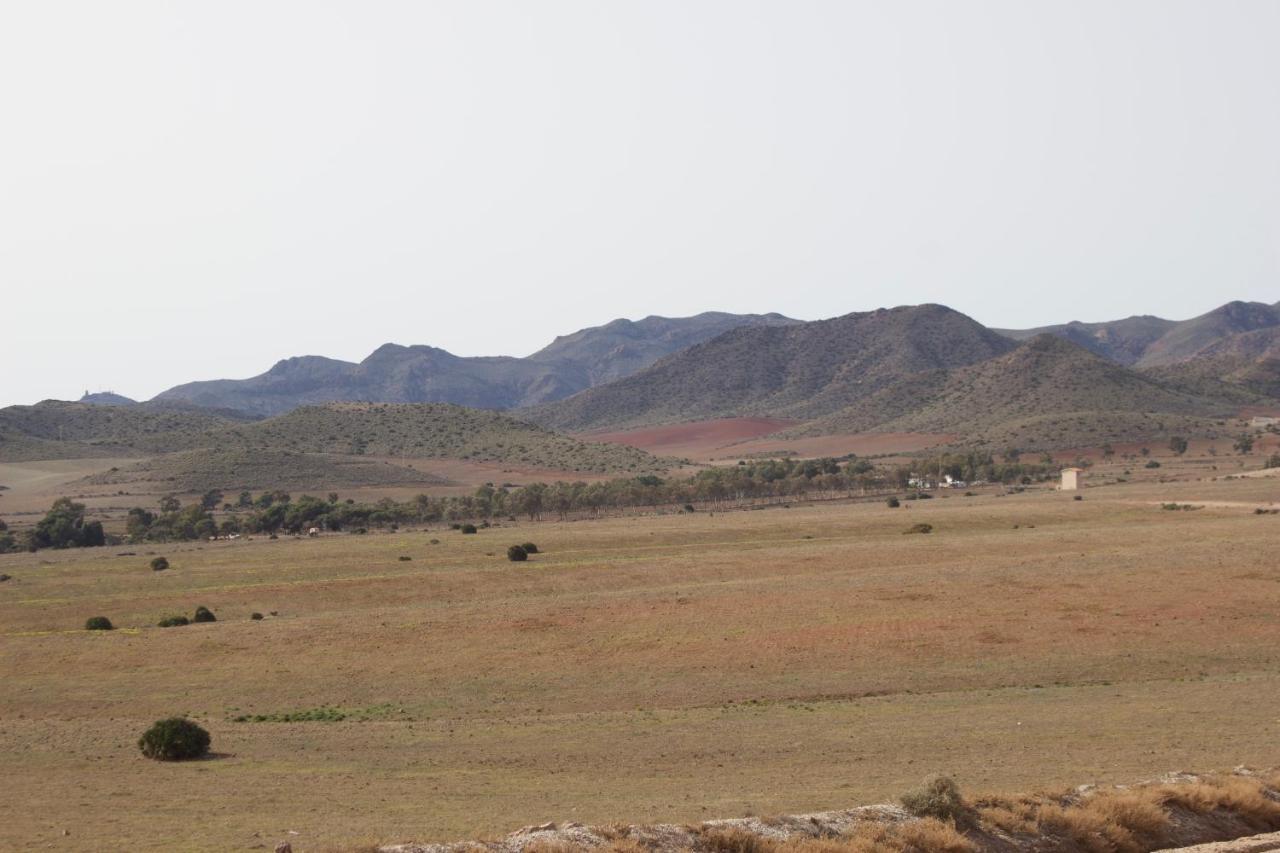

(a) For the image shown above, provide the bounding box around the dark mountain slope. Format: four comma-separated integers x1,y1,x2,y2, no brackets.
526,305,1017,432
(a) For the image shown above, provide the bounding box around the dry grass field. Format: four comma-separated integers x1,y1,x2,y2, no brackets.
2,467,1280,851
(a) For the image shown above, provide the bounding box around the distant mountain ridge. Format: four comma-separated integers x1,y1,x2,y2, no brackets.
151,312,796,417
998,300,1280,367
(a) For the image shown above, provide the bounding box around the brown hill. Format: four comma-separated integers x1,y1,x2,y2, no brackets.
1136,301,1280,367
1144,326,1280,399
0,401,248,462
526,304,1017,431
205,403,666,475
795,335,1245,449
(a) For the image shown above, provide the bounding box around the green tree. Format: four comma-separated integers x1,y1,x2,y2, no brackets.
32,498,105,550
1168,436,1188,455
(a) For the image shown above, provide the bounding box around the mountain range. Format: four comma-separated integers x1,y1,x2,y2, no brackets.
147,312,797,416
37,296,1280,456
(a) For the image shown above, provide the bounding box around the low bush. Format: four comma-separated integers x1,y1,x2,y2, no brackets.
1145,460,1162,469
904,523,933,534
460,524,477,534
900,775,974,826
250,612,264,621
193,606,216,623
886,497,900,508
507,545,528,562
138,717,210,761
398,555,412,561
520,542,539,554
85,616,114,631
158,615,190,627
150,557,169,571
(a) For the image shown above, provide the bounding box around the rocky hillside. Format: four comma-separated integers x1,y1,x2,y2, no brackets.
152,313,795,416
1143,326,1280,399
526,305,1017,431
795,335,1247,449
996,314,1175,365
1002,301,1280,368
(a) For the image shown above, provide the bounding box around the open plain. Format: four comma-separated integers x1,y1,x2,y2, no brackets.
2,466,1279,851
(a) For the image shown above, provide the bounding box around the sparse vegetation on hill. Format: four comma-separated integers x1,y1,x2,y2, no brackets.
84,447,450,492
211,403,665,474
0,400,247,462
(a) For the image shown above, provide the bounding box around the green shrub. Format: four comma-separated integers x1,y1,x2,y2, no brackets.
904,523,933,535
460,524,477,534
150,557,169,571
192,606,216,623
520,542,539,554
398,555,412,561
138,717,211,761
1145,460,1161,469
250,612,264,621
886,497,900,508
158,615,190,627
900,775,973,826
507,545,528,562
85,616,114,631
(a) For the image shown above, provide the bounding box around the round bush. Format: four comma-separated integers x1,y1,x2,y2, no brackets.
158,615,190,627
507,545,528,562
250,612,264,621
150,557,169,571
138,717,211,761
520,542,539,554
460,523,477,535
193,606,216,623
85,616,114,631
886,497,901,508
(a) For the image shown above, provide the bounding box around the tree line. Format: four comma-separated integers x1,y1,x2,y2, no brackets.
1,453,1057,551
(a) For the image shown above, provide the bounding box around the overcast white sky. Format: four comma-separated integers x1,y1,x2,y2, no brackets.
2,1,1277,407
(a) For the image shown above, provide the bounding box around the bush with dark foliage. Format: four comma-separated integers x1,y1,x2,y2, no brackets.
193,606,216,623
460,523,477,534
150,557,169,571
158,615,189,627
520,542,539,554
85,616,114,631
507,545,528,562
138,718,211,761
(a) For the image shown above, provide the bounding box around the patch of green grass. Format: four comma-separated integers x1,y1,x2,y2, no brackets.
230,703,398,723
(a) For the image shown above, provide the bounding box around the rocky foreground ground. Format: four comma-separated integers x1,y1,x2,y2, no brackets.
380,770,1280,853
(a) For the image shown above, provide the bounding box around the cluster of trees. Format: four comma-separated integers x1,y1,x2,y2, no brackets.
0,498,106,553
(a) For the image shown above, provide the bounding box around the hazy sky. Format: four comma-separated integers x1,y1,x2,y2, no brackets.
2,1,1277,406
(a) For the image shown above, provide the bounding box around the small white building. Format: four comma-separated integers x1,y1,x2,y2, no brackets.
1061,468,1082,491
